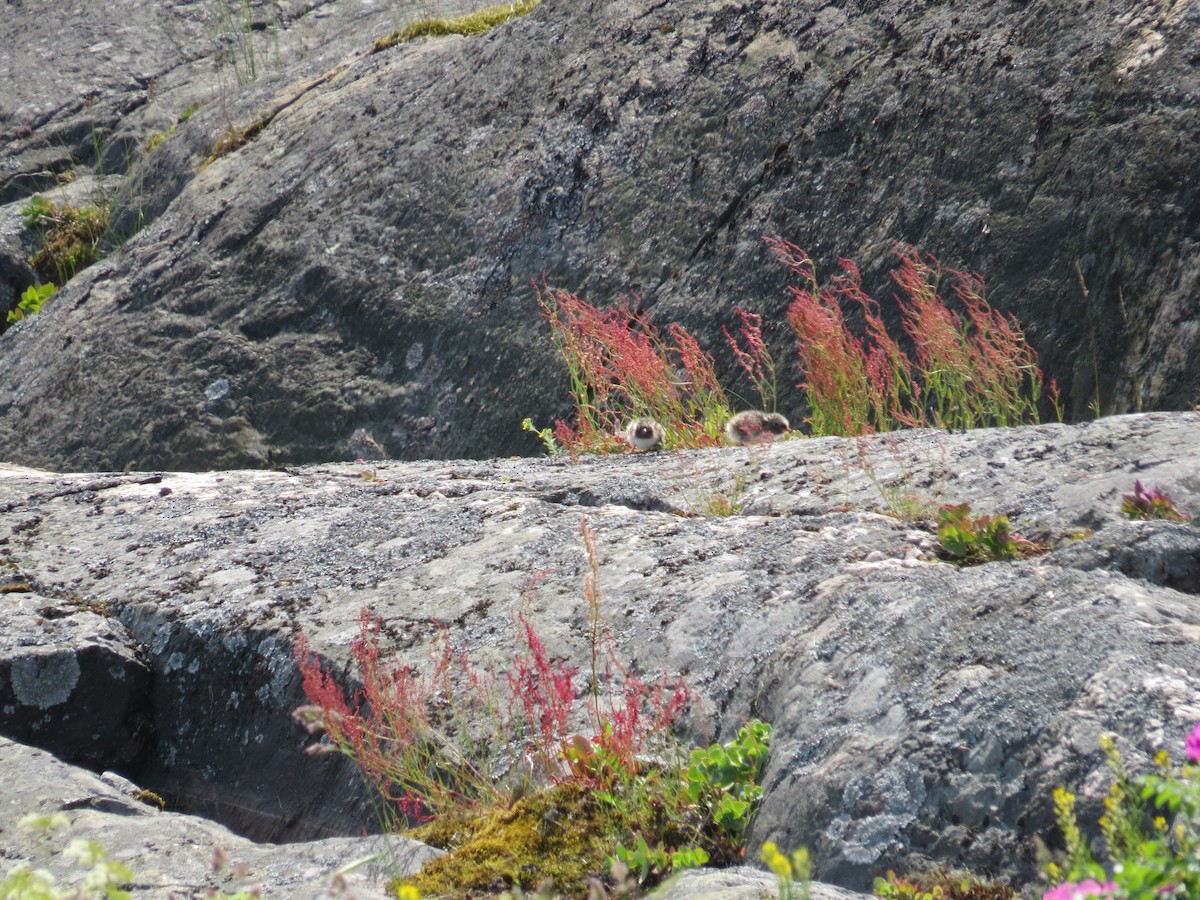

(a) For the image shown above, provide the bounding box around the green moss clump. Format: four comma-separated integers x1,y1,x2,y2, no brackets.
373,0,539,51
404,782,613,898
22,198,109,284
202,112,277,168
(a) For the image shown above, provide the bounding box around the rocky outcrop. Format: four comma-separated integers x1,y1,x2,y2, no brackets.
1,0,1199,471
1,413,1199,894
0,737,439,899
0,590,151,770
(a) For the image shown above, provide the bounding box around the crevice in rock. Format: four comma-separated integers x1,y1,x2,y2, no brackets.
535,486,678,514
0,598,377,845
1057,522,1200,596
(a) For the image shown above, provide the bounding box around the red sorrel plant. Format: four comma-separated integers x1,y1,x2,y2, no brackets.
293,522,778,897
723,307,780,413
767,236,1059,436
534,282,732,455
293,521,693,828
294,610,508,823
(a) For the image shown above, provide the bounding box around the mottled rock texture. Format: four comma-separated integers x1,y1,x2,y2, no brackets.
0,738,438,899
2,413,1199,893
1,0,1199,470
0,593,151,770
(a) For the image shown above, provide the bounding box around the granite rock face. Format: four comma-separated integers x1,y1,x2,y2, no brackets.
1,413,1199,893
1,0,1199,470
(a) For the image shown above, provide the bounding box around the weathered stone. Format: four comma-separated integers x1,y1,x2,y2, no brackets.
0,594,151,770
1,0,1199,470
650,866,870,899
0,412,1198,893
0,737,440,899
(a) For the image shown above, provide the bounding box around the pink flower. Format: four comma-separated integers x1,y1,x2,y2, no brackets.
1043,881,1118,900
1186,722,1200,764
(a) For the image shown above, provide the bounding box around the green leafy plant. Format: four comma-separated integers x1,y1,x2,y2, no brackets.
936,503,1039,563
608,719,772,885
521,417,564,458
613,836,709,885
20,196,55,230
1120,481,1191,523
6,282,57,325
19,196,109,284
760,841,812,900
374,0,540,50
684,719,771,836
1042,722,1200,898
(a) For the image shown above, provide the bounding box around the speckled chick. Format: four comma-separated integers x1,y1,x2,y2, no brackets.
623,417,666,451
724,411,791,445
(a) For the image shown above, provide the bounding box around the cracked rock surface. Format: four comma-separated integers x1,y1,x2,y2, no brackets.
1,412,1199,892
0,737,438,899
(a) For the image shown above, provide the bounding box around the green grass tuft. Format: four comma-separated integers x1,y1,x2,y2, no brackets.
373,0,539,50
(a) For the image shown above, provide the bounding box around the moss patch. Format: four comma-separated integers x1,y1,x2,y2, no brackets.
403,782,614,898
373,0,539,51
202,112,277,168
22,197,109,284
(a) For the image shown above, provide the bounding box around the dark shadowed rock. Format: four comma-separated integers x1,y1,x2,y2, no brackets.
1,413,1199,893
0,737,439,899
0,589,151,770
1,1,1199,471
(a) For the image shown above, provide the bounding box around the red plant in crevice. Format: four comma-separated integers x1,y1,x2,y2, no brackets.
507,611,577,764
292,521,695,824
534,282,731,455
722,306,781,414
767,235,1058,435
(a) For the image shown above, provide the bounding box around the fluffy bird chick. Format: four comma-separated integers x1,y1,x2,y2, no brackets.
623,417,666,451
725,410,791,445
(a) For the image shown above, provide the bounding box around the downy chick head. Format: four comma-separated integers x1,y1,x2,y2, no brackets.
724,410,791,445
623,417,666,451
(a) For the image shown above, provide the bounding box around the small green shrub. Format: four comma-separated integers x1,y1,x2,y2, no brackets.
874,869,1017,899
20,196,108,284
683,719,771,835
936,503,1039,563
20,195,54,230
6,282,57,325
1120,481,1191,523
